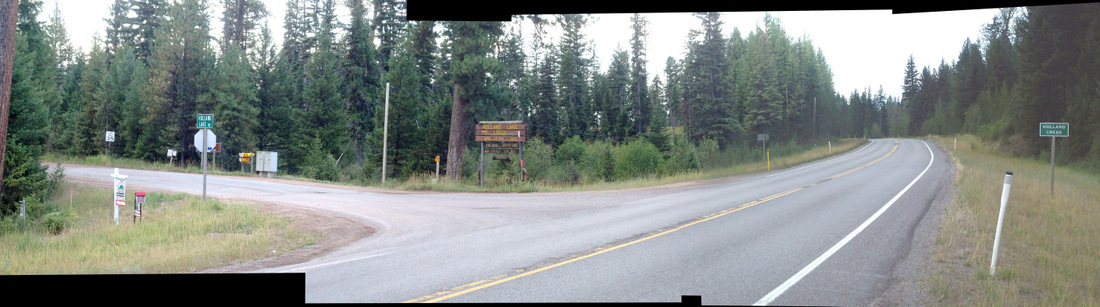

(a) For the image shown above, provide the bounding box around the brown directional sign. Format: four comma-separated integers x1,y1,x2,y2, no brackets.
485,142,520,148
485,149,521,154
477,123,527,131
476,122,527,143
475,135,527,142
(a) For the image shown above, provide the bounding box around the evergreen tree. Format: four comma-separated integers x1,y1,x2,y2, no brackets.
557,14,592,143
343,0,382,164
443,21,504,180
4,0,57,211
208,44,260,163
529,51,559,145
220,0,267,55
373,0,407,73
683,12,739,148
629,13,651,137
145,0,215,165
296,21,348,176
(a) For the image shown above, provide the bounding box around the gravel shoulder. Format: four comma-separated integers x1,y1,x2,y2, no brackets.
869,142,957,306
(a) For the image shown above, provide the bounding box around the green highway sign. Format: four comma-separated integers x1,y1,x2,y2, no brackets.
197,114,214,129
1039,122,1069,137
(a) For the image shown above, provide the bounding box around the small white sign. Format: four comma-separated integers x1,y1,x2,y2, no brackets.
106,131,115,142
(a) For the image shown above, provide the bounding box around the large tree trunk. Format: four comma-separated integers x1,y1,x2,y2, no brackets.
445,83,468,181
0,0,18,198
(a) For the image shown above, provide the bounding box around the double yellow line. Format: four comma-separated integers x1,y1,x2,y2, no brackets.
405,141,900,303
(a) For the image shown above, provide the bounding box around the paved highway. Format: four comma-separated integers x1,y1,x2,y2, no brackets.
61,138,953,304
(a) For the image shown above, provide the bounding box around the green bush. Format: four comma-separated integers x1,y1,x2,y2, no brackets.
614,139,663,180
555,136,585,165
580,139,616,182
42,210,74,235
666,137,702,174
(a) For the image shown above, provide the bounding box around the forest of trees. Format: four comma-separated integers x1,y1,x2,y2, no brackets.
900,6,1100,170
2,1,1098,215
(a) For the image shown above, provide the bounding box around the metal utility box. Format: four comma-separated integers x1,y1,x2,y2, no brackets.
255,151,278,177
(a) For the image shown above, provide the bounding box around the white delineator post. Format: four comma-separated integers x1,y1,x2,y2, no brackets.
990,171,1013,276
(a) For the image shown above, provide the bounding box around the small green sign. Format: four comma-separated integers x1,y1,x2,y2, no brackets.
197,114,214,129
1039,122,1069,137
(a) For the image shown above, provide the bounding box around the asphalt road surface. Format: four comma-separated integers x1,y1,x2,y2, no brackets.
61,138,953,305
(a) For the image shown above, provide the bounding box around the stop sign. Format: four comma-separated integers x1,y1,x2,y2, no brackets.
193,129,217,152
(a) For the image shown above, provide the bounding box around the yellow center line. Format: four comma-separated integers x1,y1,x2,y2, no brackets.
404,142,900,303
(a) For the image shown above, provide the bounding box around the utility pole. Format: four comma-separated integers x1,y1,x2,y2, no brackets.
812,97,817,146
0,0,19,198
382,83,390,183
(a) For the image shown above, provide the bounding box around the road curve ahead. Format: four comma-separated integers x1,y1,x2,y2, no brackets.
61,139,953,304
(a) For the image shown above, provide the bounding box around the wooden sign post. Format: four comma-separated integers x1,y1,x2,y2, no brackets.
475,121,527,186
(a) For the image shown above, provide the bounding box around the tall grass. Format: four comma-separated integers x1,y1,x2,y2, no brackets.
0,182,319,274
392,138,867,192
927,135,1100,305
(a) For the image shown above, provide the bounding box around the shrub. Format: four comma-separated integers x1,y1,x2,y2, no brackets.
555,136,585,165
614,139,663,180
667,137,702,174
581,139,616,181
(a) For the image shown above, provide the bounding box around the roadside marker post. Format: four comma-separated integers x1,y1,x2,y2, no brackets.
1039,122,1069,194
196,114,215,201
134,191,145,223
990,171,1013,276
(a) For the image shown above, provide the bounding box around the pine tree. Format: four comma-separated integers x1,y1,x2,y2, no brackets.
220,0,268,55
296,20,348,175
629,13,651,137
343,0,382,164
683,12,738,148
145,0,214,165
443,21,504,180
373,0,407,73
557,14,592,142
4,0,57,210
209,44,260,164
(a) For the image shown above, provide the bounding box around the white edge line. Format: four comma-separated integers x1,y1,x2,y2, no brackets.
765,140,876,178
753,140,935,306
273,252,389,273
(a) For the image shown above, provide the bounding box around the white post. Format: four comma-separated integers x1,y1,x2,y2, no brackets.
990,171,1013,276
828,141,831,153
382,83,390,183
110,168,127,225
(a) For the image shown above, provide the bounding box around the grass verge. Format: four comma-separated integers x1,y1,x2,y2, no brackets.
388,138,867,192
926,134,1099,305
0,182,320,274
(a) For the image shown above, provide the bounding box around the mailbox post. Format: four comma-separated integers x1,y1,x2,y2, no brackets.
134,191,145,223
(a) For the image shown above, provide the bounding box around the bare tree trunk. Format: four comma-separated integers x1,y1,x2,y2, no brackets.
445,83,468,181
0,0,19,198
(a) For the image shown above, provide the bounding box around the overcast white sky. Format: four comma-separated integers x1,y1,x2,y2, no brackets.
48,1,1001,100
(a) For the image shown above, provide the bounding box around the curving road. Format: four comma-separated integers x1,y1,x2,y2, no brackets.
61,138,953,305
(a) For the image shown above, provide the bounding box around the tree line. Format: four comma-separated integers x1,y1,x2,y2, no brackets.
6,1,1095,215
899,5,1100,170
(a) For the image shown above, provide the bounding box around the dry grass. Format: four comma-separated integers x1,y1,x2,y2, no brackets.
390,138,866,193
0,183,319,274
927,135,1100,305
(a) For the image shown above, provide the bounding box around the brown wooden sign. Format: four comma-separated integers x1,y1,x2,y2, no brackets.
485,142,520,148
475,135,526,142
485,148,520,154
476,122,527,143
